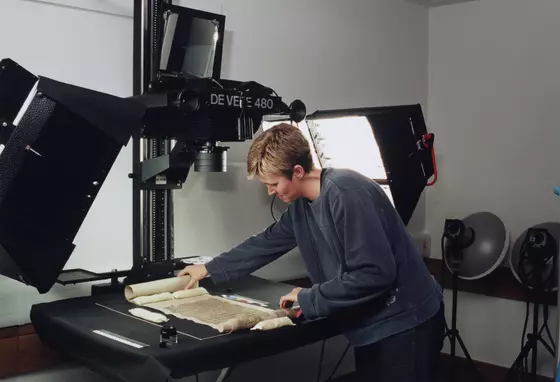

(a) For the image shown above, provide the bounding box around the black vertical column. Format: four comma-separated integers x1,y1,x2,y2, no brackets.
132,0,145,270
131,0,175,276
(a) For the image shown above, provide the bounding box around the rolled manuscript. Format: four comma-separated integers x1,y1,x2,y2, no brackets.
124,276,198,304
125,277,297,332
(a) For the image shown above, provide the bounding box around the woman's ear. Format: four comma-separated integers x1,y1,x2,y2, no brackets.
293,165,305,179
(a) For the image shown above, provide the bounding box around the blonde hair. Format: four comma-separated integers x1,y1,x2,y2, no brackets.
247,123,314,179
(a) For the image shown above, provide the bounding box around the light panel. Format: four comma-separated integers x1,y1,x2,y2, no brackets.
261,118,394,206
263,104,434,227
307,116,387,181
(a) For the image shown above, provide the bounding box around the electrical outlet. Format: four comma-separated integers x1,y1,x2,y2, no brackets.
411,232,431,258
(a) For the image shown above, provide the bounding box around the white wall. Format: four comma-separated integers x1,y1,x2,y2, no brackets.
427,0,560,377
174,0,430,281
0,0,429,380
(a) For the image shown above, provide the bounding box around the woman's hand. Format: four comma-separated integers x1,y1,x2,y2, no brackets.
178,264,208,289
279,287,302,308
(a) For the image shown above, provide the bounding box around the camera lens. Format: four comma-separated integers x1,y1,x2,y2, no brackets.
194,148,227,172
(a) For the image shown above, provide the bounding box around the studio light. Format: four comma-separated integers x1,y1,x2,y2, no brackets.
505,223,559,381
0,59,145,293
443,212,510,280
441,211,510,381
262,104,437,226
510,223,559,292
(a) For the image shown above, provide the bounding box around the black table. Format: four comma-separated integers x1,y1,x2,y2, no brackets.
30,276,341,382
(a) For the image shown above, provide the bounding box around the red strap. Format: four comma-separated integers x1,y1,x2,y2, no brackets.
422,134,437,186
427,146,437,186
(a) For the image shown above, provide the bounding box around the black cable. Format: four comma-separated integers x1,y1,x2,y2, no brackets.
325,343,351,381
317,340,325,382
521,301,529,354
543,303,556,353
440,234,446,289
270,194,278,222
521,300,530,376
545,324,556,353
440,233,453,340
196,374,199,382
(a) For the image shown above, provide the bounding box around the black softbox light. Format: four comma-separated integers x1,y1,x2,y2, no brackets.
263,104,435,226
0,59,145,293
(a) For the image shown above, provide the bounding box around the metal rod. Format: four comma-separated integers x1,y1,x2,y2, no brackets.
451,272,458,358
131,0,176,279
132,0,145,269
532,302,539,376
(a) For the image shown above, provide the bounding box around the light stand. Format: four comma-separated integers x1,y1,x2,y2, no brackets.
441,219,485,381
505,228,557,382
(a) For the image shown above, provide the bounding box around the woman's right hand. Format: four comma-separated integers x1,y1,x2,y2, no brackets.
178,264,208,289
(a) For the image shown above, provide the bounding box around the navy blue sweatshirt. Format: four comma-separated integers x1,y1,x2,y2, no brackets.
205,168,442,346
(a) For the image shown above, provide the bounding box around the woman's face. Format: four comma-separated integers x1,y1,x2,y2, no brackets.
259,166,305,203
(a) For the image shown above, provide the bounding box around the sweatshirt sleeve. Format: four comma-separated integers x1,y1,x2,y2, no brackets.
298,187,397,319
205,205,297,284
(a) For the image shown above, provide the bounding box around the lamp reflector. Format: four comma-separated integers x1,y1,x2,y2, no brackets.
262,104,433,226
509,222,560,292
261,118,394,205
261,118,391,201
443,212,510,280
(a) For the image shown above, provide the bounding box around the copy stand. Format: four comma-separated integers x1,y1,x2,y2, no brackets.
441,222,485,382
504,228,557,381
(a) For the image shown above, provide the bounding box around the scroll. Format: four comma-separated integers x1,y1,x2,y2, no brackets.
125,277,297,333
124,276,198,305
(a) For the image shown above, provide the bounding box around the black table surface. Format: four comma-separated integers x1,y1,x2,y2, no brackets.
30,276,340,382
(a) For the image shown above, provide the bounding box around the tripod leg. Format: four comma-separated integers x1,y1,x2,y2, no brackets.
537,336,556,358
536,319,557,357
454,332,486,381
451,274,459,358
503,330,553,382
532,303,539,377
455,333,474,363
444,272,486,381
447,273,460,381
504,339,536,382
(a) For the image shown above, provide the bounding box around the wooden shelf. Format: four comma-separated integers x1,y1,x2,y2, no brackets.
424,258,557,306
286,258,557,306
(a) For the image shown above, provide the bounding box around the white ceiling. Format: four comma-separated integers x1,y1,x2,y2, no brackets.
405,0,479,7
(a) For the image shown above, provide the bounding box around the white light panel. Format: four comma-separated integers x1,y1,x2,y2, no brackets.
260,117,393,206
307,116,387,180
